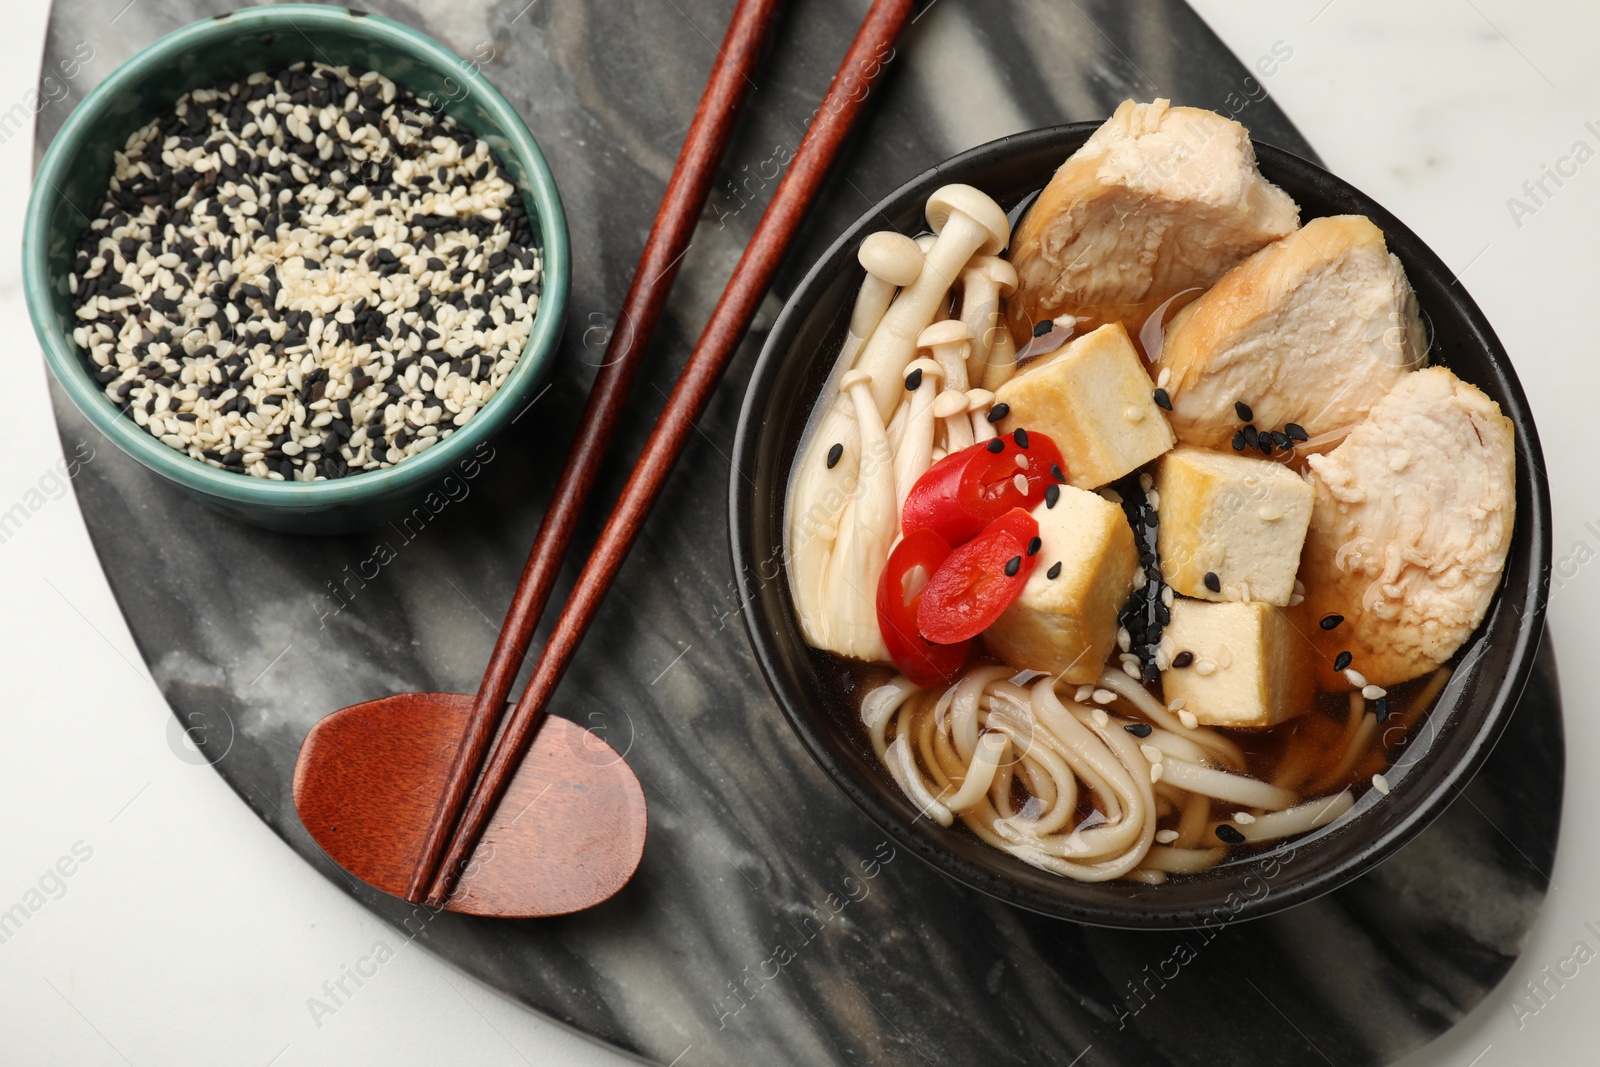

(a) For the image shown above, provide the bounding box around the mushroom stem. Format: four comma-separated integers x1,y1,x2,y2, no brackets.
933,388,974,452
892,357,945,510
980,324,1018,390
959,256,1018,385
966,388,997,441
854,185,1010,421
921,335,970,394
825,369,899,661
885,394,909,454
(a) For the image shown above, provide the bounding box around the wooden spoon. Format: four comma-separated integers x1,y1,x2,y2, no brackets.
294,694,644,915
295,0,916,917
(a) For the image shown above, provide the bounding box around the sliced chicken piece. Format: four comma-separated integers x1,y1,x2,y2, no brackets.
1300,367,1516,688
1161,215,1428,450
1007,98,1299,340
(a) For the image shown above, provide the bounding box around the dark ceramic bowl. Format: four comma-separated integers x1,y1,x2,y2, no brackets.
730,124,1552,927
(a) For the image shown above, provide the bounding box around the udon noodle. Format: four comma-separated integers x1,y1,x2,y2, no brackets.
861,666,1358,883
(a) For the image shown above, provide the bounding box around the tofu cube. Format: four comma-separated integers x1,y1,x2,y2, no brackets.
1155,446,1312,606
1160,599,1316,728
994,323,1176,489
983,485,1138,685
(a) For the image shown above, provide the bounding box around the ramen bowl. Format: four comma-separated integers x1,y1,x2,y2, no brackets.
729,124,1551,927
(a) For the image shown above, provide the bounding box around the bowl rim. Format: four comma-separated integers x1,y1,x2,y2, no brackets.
729,122,1553,927
23,3,570,510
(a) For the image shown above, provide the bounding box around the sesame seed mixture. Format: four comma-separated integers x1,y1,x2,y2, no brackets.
68,61,543,480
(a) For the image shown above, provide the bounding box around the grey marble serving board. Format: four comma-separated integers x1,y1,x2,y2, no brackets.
38,1,1564,1064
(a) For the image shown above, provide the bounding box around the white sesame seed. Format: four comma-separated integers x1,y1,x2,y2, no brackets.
1362,684,1387,700
1194,660,1216,676
1091,688,1117,704
1074,685,1095,703
1150,763,1164,783
1234,812,1256,825
1156,829,1179,843
1371,773,1390,795
1178,710,1198,730
1139,744,1163,764
1344,668,1368,688
1092,708,1109,728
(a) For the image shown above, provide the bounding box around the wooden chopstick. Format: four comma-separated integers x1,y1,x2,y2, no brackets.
425,0,918,908
403,0,785,905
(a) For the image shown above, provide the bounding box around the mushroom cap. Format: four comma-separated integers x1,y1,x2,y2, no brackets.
905,357,945,381
963,254,1018,295
925,184,1010,256
840,369,875,391
917,319,971,348
965,388,996,408
932,389,970,419
857,231,924,288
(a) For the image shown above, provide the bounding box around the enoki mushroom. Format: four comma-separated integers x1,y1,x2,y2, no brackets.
863,668,1353,883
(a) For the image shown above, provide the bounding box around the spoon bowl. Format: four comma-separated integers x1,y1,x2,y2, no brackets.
293,694,647,917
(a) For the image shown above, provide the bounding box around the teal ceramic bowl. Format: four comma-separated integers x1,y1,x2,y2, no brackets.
24,5,569,534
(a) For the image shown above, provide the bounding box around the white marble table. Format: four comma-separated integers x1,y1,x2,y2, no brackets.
1,1,1593,1065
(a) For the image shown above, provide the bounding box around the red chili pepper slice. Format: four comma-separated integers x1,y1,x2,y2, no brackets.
901,431,1066,547
876,527,970,688
916,508,1040,644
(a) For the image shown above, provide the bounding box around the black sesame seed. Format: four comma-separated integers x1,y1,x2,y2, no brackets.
1243,426,1259,448
826,442,843,469
1257,436,1273,457
1231,430,1246,451
1004,556,1022,577
1032,320,1053,337
1203,571,1221,593
987,403,1009,423
1215,824,1247,844
1050,463,1066,483
1172,651,1194,668
1319,613,1345,631
1124,723,1153,738
1013,428,1029,449
1270,430,1292,450
1375,696,1391,723
1027,536,1042,556
1046,561,1062,580
1285,422,1308,442
1152,387,1172,411
1333,651,1353,672
1045,483,1060,509
1234,401,1253,422
904,367,923,390
987,438,1006,454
